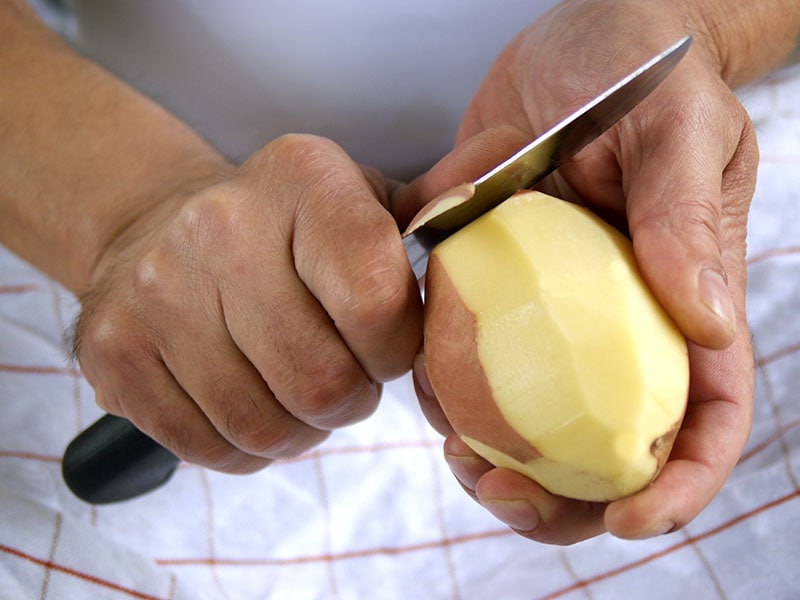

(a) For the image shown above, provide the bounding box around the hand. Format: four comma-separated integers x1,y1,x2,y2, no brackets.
400,0,758,544
73,134,423,473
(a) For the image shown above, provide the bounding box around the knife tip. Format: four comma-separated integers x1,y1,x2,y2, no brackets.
402,182,476,236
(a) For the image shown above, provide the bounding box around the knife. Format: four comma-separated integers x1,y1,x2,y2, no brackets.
62,36,691,504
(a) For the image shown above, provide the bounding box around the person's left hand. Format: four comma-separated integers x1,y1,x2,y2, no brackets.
394,0,757,545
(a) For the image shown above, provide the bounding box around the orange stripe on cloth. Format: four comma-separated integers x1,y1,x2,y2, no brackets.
0,544,168,600
0,284,45,294
0,363,79,377
539,488,800,600
156,527,513,567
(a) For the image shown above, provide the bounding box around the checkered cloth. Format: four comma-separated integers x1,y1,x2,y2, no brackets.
2,65,799,600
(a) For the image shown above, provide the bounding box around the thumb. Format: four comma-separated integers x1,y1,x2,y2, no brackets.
390,125,532,229
621,101,757,350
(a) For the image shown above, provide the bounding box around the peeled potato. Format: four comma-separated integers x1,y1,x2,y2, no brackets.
423,191,689,502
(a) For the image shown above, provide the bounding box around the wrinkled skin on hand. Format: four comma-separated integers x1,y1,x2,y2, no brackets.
74,134,423,473
401,0,758,544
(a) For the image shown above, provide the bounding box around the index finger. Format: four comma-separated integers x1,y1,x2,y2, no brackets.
390,125,533,229
274,135,424,382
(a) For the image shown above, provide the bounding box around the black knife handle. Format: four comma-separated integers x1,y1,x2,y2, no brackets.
62,414,180,504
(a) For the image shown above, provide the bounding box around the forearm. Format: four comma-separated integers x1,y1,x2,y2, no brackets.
0,1,232,295
790,35,800,66
680,0,800,86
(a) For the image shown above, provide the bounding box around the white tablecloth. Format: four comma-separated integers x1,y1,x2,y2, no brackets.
1,65,799,600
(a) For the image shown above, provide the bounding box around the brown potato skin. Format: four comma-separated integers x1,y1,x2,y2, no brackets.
651,418,682,475
424,252,683,501
423,254,541,463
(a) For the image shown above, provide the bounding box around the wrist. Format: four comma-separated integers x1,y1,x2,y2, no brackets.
0,5,236,295
80,154,234,296
677,0,800,87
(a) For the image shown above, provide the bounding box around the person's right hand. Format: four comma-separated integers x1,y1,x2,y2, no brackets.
73,134,423,473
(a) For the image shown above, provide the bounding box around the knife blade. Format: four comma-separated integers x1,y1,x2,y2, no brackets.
62,36,691,504
404,35,691,236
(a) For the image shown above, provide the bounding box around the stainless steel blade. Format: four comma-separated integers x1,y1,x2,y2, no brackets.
405,36,691,235
403,228,444,280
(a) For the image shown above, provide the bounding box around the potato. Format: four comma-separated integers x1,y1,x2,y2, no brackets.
423,191,689,502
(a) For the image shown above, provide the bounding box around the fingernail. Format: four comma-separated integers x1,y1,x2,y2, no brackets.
444,453,485,492
648,521,676,537
658,521,677,535
698,269,735,333
628,520,676,540
483,499,540,533
413,353,434,398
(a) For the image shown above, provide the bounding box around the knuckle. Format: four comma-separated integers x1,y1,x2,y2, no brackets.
268,133,340,173
79,307,154,377
228,422,303,459
184,190,240,245
221,403,289,457
147,415,197,461
676,197,719,238
227,416,327,460
722,121,759,210
131,251,177,307
170,191,242,259
191,440,253,473
267,134,356,221
291,360,379,429
341,253,412,331
132,202,234,310
209,384,324,458
151,416,242,471
633,192,719,243
129,402,253,473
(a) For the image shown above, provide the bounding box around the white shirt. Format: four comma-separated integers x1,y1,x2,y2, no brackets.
70,0,558,178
